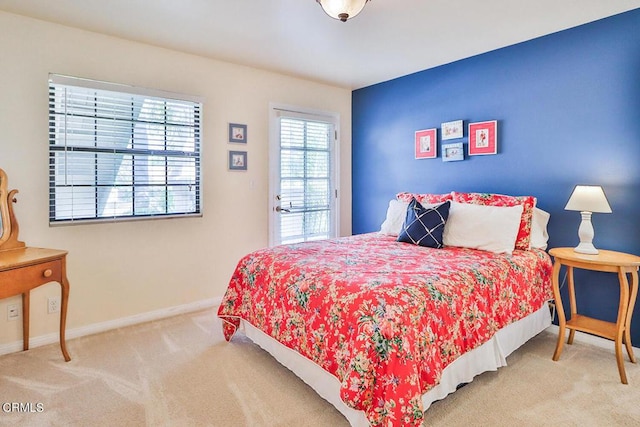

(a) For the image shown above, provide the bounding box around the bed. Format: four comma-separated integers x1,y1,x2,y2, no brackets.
217,192,553,426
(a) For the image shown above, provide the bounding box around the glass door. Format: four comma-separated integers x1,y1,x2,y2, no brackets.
270,107,338,246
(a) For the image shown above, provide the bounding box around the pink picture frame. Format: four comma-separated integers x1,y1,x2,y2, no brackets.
415,128,437,159
468,121,497,156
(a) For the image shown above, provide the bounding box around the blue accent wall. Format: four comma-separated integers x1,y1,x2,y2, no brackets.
352,10,640,344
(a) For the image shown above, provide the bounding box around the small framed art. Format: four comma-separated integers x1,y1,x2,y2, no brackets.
441,120,463,140
229,123,247,143
468,120,497,156
442,143,464,162
229,150,247,171
415,128,437,159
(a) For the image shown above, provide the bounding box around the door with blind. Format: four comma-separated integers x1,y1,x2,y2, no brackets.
269,106,339,246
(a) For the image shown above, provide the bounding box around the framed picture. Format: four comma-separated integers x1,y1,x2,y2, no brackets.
442,143,464,162
468,120,497,156
228,150,247,171
229,123,247,143
441,120,463,140
415,128,437,159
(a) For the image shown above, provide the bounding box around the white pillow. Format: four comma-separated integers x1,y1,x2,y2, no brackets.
379,199,409,236
379,199,441,236
530,207,550,250
443,202,523,255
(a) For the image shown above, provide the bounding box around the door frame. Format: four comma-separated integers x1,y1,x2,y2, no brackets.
268,102,340,247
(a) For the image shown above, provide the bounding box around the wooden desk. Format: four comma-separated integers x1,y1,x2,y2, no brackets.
550,247,640,384
0,247,71,361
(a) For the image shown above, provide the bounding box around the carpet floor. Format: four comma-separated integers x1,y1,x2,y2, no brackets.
1,309,639,426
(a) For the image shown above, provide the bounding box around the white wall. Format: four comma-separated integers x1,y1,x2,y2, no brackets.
0,11,352,347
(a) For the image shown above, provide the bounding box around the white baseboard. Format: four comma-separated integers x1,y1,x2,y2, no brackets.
545,324,640,353
0,297,222,357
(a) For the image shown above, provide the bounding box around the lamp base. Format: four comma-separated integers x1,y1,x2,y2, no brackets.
573,211,599,255
574,242,599,255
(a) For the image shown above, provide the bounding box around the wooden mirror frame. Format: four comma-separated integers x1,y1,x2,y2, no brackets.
0,168,25,251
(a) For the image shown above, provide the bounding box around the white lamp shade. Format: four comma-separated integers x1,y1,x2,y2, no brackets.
564,185,612,213
317,0,368,22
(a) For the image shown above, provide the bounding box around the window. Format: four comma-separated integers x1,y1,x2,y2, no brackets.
279,117,334,244
48,75,201,224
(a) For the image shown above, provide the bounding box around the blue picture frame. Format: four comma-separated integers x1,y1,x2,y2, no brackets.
229,151,247,171
442,143,464,162
229,123,247,143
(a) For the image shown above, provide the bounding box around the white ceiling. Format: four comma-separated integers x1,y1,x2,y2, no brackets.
1,0,639,89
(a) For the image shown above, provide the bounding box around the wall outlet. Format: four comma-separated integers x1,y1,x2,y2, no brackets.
7,304,19,321
48,296,61,314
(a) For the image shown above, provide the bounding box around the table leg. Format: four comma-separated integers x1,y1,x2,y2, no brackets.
59,274,71,362
552,261,566,361
567,266,576,345
624,271,638,364
21,291,29,351
616,268,630,384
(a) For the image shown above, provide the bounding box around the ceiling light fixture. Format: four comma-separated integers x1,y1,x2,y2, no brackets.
316,0,370,22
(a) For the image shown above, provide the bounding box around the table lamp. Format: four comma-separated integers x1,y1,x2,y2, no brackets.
564,185,612,254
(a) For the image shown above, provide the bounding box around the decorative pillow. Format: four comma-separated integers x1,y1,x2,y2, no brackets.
530,207,550,250
396,191,453,205
452,192,536,250
443,201,523,255
379,199,410,236
397,199,450,248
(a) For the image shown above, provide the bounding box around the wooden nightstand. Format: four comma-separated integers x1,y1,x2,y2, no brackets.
0,247,71,361
550,247,640,384
0,168,70,361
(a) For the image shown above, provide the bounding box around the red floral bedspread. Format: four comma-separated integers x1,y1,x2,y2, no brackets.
217,233,552,426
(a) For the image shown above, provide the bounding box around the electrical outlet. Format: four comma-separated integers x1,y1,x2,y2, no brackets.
48,296,61,314
7,304,19,321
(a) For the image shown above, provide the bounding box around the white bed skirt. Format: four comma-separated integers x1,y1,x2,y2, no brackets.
238,304,551,427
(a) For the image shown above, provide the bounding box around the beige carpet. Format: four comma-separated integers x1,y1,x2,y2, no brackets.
1,309,639,426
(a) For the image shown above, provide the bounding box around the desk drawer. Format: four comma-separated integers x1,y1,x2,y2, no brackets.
0,260,63,297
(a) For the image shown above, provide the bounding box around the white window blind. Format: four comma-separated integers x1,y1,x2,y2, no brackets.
279,116,333,244
48,75,201,224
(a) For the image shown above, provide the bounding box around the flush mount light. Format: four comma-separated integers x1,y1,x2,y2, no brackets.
316,0,370,22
